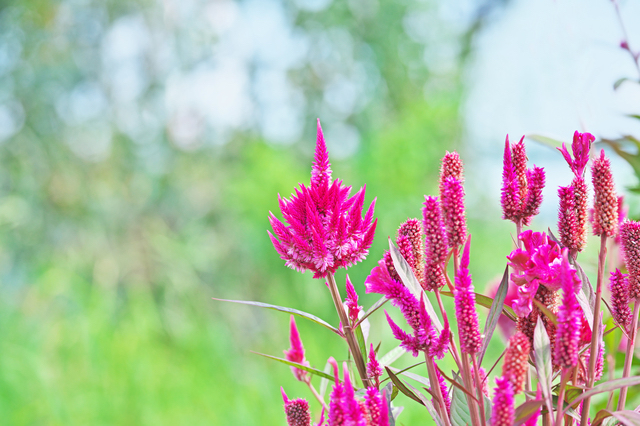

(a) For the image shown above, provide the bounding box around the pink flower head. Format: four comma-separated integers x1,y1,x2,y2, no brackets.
345,275,362,323
441,176,467,248
282,388,312,426
591,149,618,237
501,135,546,225
620,220,640,298
553,250,582,369
367,343,383,388
615,195,628,245
502,332,530,394
558,131,594,178
422,196,448,291
507,230,564,317
491,376,515,426
397,218,425,283
284,315,310,382
364,387,389,426
454,237,482,354
439,151,464,192
268,119,377,278
558,185,579,252
610,269,632,331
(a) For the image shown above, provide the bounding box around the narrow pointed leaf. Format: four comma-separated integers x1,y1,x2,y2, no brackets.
390,368,430,388
611,410,640,426
379,345,406,367
450,372,473,426
354,322,367,363
571,377,640,407
319,361,333,398
592,410,613,426
534,317,553,414
514,400,543,426
251,352,335,381
354,296,388,328
480,265,509,365
385,366,424,406
389,239,443,331
404,381,445,426
533,299,558,325
528,134,565,149
213,298,341,335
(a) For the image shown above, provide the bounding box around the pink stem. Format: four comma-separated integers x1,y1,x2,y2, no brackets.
617,298,640,410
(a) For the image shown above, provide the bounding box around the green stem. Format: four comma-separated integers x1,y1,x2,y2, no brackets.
472,354,487,426
555,369,570,426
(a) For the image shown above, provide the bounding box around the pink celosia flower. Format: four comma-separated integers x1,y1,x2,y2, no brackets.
268,119,377,278
591,150,618,237
422,196,448,290
558,131,594,178
439,151,464,192
620,220,640,298
454,237,482,354
501,136,546,226
363,387,389,426
282,388,312,426
615,195,628,245
345,275,362,324
553,251,582,369
441,177,467,248
367,344,383,388
491,376,515,426
502,332,530,394
397,218,425,282
474,366,490,397
558,185,580,252
284,315,310,382
572,177,589,251
507,230,564,317
610,269,632,331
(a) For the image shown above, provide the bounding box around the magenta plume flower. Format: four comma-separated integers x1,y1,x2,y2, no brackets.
558,185,583,253
501,135,546,226
284,315,310,382
610,269,632,331
439,151,464,193
367,344,383,388
441,176,467,248
502,332,530,394
591,149,618,237
491,376,515,426
282,388,312,426
422,196,448,291
454,237,482,354
620,220,640,298
363,387,389,426
558,131,594,178
397,218,425,283
268,119,377,278
345,275,362,324
553,250,582,369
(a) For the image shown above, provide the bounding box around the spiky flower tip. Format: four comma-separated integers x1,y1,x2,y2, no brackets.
367,343,383,388
610,269,632,330
454,237,482,354
621,220,640,299
591,149,618,237
268,119,377,278
422,196,448,290
558,185,580,252
284,316,310,382
439,151,464,193
553,251,582,369
282,388,312,426
501,135,546,226
502,332,530,394
558,131,594,178
491,377,515,426
397,218,425,282
441,177,467,248
363,387,390,426
344,275,362,324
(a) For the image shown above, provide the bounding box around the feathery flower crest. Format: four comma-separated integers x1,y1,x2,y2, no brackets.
345,275,362,324
367,344,383,388
268,119,377,278
558,131,594,178
507,230,564,317
491,377,515,426
610,269,632,331
282,388,312,426
620,220,640,298
422,196,448,290
454,237,482,354
439,151,464,192
284,315,310,382
553,251,582,369
591,149,618,237
501,135,546,225
502,332,530,394
441,176,467,248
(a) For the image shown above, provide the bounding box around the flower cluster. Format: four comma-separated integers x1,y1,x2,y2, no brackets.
454,238,482,354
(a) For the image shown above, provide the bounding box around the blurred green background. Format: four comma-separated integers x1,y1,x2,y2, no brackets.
0,0,636,424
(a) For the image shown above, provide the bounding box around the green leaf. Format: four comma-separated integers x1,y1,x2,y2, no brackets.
600,137,640,191
354,323,367,364
381,383,397,426
379,345,406,367
479,265,509,365
212,298,341,335
571,377,640,407
441,290,517,321
614,77,632,90
391,368,430,388
389,239,443,332
251,352,335,381
385,366,424,406
534,317,553,414
319,360,333,398
592,409,613,426
514,400,543,426
354,296,388,328
449,371,491,426
611,410,640,426
533,299,558,325
403,381,445,426
527,134,566,149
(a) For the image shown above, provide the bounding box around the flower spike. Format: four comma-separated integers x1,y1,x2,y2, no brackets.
591,149,618,237
284,315,310,382
367,343,383,388
282,388,312,426
344,275,362,323
491,377,515,426
609,269,631,332
441,176,467,248
620,220,640,299
454,237,482,354
502,332,530,394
